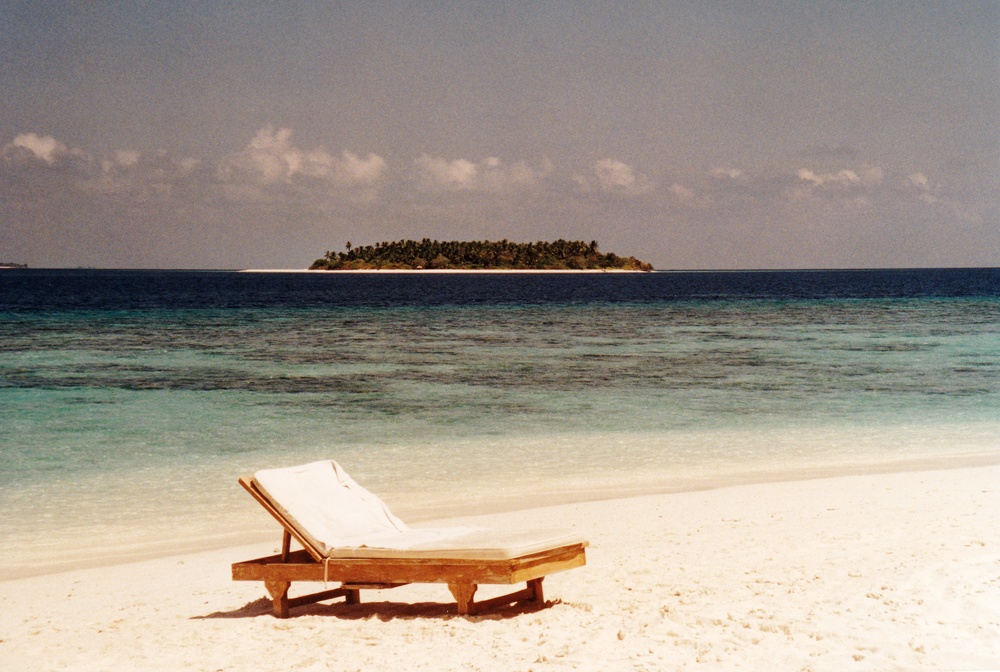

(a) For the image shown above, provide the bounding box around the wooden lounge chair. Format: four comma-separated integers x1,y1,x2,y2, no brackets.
232,460,588,617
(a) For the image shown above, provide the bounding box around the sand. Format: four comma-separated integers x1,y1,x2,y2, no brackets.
2,465,998,671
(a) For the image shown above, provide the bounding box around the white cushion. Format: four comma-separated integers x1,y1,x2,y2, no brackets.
252,460,474,556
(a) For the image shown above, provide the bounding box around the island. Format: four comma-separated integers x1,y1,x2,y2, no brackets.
309,239,653,271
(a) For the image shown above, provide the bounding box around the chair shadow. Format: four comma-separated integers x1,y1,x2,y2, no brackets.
195,596,558,621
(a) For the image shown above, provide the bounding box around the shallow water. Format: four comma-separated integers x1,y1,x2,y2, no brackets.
2,269,998,576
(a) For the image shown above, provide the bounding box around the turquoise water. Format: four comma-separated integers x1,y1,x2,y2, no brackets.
2,270,999,577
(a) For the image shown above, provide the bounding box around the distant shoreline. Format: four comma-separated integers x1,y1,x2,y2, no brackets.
239,268,646,274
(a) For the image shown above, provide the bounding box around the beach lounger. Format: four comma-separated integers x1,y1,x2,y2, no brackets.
232,460,588,617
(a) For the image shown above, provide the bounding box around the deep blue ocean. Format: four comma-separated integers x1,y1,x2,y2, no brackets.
2,268,999,577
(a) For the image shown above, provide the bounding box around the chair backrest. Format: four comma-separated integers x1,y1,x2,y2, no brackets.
252,460,410,556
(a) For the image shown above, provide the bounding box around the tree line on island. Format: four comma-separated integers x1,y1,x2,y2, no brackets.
310,239,654,271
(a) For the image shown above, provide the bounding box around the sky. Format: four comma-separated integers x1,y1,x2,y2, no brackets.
1,1,997,270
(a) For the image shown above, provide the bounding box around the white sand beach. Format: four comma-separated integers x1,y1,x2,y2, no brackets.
2,465,998,671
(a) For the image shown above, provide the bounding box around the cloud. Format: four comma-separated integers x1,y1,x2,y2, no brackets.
99,149,142,175
3,127,389,211
796,165,883,188
8,133,70,164
221,126,386,187
415,155,478,189
5,125,988,270
3,133,96,178
669,183,695,201
710,167,744,180
414,154,552,191
788,164,956,210
80,149,208,198
3,133,184,198
908,173,939,204
114,149,141,167
790,165,886,208
576,159,653,196
334,150,389,185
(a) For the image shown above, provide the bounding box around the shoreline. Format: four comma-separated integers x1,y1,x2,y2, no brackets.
2,464,997,670
4,450,999,582
5,450,999,582
391,447,1000,527
239,268,648,273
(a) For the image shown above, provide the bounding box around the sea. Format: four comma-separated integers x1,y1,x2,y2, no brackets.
2,268,999,578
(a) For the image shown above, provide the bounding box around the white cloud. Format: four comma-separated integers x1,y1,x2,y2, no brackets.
415,154,551,191
1,127,388,211
416,155,478,189
710,167,743,180
101,149,143,175
797,165,883,188
223,126,386,187
797,168,858,186
334,150,389,185
908,172,939,204
9,132,69,164
115,149,141,167
577,159,653,196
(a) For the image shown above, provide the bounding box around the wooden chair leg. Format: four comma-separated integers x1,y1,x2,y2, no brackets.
264,580,290,618
448,583,478,615
263,578,545,619
528,578,544,604
264,581,360,617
